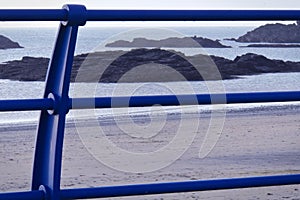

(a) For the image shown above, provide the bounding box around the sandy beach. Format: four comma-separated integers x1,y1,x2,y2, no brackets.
0,104,299,199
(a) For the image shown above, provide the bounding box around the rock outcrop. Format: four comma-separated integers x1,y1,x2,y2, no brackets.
213,53,300,79
0,56,49,81
0,35,23,49
106,36,230,48
228,23,300,43
0,49,300,82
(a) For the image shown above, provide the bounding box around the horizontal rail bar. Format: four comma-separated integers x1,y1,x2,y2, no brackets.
87,10,300,21
223,91,300,104
0,91,299,112
1,9,300,21
1,174,298,200
0,9,67,21
0,98,54,111
60,174,300,199
0,190,44,200
71,91,300,109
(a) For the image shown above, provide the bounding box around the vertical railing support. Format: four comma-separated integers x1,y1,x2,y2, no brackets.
31,5,86,200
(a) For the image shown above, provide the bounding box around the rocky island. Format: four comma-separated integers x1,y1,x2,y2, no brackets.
1,48,300,82
228,22,300,44
106,36,231,48
0,35,23,49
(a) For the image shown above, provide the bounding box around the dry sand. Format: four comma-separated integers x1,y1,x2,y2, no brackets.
0,105,299,199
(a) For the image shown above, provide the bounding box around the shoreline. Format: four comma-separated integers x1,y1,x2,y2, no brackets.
1,101,300,129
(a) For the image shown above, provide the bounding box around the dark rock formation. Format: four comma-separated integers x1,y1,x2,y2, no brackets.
0,35,23,49
0,56,49,81
228,23,300,43
0,49,300,82
106,36,231,48
215,53,300,78
98,48,204,82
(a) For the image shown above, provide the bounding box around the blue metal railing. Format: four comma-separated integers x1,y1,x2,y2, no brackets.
0,4,299,200
1,91,300,111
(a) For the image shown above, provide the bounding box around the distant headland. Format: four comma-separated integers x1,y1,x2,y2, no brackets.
0,35,23,49
106,36,231,48
227,22,300,43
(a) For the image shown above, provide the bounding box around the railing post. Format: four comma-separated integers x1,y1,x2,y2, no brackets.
31,5,86,200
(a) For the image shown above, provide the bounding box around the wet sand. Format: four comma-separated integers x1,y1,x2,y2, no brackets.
0,105,299,199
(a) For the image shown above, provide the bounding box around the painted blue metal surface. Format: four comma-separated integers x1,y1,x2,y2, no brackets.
1,9,300,21
1,91,299,112
0,90,299,112
86,10,300,21
31,5,83,200
0,98,53,111
0,9,67,21
70,91,300,109
0,4,299,200
60,174,300,199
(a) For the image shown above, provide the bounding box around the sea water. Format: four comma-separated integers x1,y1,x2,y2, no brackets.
1,72,300,125
1,26,300,63
0,26,300,125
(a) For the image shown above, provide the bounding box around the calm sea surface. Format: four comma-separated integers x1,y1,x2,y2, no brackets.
1,26,300,62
